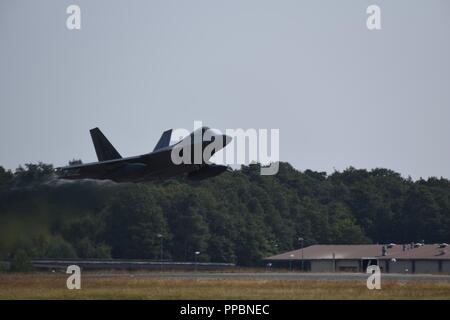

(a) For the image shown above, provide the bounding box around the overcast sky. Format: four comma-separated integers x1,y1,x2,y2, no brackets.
1,0,449,179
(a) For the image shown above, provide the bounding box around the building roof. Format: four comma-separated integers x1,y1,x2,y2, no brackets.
264,244,450,261
379,244,450,260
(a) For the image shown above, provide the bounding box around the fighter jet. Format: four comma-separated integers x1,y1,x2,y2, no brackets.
56,127,232,182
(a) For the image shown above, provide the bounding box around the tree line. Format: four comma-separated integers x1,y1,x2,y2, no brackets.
0,162,449,269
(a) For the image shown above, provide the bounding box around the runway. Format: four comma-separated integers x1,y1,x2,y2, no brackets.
28,259,450,282
85,272,450,282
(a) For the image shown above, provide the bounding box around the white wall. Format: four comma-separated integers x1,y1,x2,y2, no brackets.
310,260,335,272
304,259,449,274
336,259,360,272
415,260,439,274
389,260,413,273
442,261,450,274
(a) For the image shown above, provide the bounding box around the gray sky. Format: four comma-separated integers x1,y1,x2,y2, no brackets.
1,0,449,179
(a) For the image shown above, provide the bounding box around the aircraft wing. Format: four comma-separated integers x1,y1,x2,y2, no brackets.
56,149,176,181
56,157,133,180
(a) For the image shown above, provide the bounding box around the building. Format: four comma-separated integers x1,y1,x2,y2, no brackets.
379,243,450,274
264,243,450,274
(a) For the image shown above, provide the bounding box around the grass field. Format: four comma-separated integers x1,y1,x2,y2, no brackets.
1,273,450,299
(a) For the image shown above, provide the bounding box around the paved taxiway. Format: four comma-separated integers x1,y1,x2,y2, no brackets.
85,272,450,282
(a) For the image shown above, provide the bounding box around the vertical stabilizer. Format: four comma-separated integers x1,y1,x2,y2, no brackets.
153,129,172,151
90,128,122,161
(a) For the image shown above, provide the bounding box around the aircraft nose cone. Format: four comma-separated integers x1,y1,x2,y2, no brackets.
224,134,232,146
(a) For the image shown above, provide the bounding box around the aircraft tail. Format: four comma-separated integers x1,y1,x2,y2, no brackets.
90,128,122,161
153,129,172,151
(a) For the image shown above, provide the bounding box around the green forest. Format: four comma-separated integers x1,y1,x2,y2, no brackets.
1,162,449,268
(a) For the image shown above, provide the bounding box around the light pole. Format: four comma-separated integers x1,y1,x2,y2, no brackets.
298,237,304,271
157,234,163,271
194,251,200,272
289,254,294,271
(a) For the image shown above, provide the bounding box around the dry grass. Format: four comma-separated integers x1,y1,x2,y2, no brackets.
1,273,450,299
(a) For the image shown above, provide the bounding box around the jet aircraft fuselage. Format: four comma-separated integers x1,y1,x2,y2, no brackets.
56,127,232,183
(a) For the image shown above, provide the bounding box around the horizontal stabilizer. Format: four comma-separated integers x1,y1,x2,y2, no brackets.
153,129,172,151
90,128,122,162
